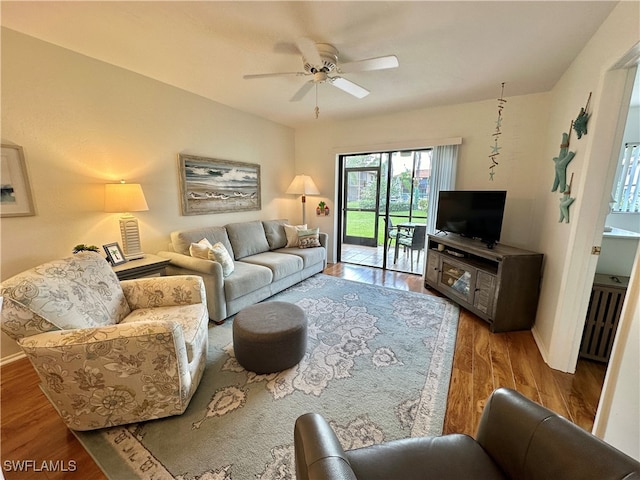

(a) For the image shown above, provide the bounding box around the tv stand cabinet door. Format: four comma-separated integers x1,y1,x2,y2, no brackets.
474,270,496,316
425,250,440,284
437,256,477,305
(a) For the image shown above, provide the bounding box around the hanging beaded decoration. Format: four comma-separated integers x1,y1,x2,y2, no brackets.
489,82,507,180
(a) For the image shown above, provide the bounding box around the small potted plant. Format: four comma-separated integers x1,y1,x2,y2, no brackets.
317,201,326,215
72,244,99,254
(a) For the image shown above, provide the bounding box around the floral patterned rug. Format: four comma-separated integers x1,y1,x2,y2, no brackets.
75,274,459,479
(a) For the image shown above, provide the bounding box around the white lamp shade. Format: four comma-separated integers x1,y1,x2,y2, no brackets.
286,175,320,196
104,183,149,213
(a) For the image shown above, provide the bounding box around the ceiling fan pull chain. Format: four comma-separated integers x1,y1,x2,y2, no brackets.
315,84,320,119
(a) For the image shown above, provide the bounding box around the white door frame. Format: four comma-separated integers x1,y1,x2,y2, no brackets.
548,47,638,373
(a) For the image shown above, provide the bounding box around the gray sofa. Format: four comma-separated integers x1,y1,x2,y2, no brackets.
158,219,327,323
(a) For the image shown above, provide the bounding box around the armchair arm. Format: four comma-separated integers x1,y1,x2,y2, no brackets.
294,413,357,480
157,251,226,322
120,274,206,310
17,320,192,431
476,388,640,480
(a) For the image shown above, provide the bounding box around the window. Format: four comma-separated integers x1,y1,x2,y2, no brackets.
611,142,640,213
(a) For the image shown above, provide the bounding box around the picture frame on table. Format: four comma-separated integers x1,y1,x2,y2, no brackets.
178,154,261,215
1,144,35,217
103,242,127,266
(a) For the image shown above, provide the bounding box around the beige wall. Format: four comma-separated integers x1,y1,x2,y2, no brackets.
528,1,640,372
294,2,639,453
294,93,551,262
1,28,296,358
1,2,638,458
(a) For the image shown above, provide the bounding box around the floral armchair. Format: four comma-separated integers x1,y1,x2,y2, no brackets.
0,252,209,431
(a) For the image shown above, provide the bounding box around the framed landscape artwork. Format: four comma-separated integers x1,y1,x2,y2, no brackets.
178,154,261,215
1,144,35,217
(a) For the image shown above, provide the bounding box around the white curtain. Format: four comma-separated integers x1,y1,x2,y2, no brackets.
427,144,458,234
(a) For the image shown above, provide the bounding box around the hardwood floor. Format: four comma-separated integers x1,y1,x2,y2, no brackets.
324,262,606,436
1,263,606,479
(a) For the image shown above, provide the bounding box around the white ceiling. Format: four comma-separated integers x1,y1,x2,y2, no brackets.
1,1,618,128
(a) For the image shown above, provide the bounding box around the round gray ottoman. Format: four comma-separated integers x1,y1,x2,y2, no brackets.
233,301,307,374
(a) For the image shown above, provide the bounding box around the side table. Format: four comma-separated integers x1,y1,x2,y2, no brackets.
112,254,171,280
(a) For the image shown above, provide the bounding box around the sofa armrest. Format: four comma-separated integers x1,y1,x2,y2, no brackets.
17,320,192,430
157,251,226,322
318,232,328,249
294,413,357,480
157,250,222,275
120,274,206,310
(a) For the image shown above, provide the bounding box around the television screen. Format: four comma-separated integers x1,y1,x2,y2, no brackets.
436,190,507,246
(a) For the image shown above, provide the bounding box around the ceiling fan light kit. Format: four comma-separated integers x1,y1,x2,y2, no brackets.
243,37,398,118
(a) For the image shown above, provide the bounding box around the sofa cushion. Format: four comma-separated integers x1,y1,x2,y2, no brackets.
225,221,270,259
240,252,303,281
262,219,288,250
275,246,326,268
346,434,507,480
223,261,273,301
0,252,130,332
171,226,234,258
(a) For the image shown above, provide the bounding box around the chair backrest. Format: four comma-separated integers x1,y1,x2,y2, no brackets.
0,252,130,341
476,388,640,480
410,225,427,249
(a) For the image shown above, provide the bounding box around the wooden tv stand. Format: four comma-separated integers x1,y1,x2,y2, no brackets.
424,234,543,332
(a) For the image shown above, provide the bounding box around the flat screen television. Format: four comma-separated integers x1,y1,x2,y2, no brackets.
435,190,507,247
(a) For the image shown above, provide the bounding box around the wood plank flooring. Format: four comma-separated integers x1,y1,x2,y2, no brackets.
0,263,606,479
324,262,607,436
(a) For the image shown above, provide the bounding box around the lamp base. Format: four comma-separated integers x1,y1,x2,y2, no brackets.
119,215,145,260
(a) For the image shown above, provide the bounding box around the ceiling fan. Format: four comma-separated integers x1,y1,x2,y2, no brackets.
243,37,399,117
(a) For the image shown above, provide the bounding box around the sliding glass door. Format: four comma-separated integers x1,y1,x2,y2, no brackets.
343,166,381,247
339,150,431,273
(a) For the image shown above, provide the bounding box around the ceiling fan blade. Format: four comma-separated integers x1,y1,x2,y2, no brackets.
295,37,322,66
290,81,315,102
339,55,399,73
330,77,370,99
243,72,305,79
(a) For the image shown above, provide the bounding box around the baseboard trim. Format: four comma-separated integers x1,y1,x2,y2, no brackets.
1,351,26,366
531,326,550,366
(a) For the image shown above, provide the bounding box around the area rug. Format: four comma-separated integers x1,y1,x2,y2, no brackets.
75,274,460,479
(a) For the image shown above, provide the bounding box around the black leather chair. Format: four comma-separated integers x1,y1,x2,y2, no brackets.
294,388,640,480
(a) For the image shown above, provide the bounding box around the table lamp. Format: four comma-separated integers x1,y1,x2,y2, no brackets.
104,180,149,260
286,174,319,224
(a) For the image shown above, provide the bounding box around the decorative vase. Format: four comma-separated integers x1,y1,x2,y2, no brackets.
324,206,330,216
316,207,321,215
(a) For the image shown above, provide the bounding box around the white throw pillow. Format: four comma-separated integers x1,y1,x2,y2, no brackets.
189,238,213,259
208,242,235,277
284,224,307,247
